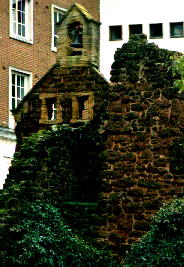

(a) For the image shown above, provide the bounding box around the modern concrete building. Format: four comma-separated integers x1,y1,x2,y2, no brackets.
100,0,184,79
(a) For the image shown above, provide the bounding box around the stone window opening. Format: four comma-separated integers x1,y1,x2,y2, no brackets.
77,95,89,120
68,22,83,56
39,93,93,125
61,97,72,124
46,98,57,120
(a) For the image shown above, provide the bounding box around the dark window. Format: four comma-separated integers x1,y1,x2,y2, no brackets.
77,95,88,119
46,98,57,120
129,24,142,35
149,23,163,38
68,22,83,48
170,22,184,37
61,98,72,123
109,25,122,41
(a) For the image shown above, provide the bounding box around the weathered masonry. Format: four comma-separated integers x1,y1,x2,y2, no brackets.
98,34,184,256
12,3,107,146
1,5,184,261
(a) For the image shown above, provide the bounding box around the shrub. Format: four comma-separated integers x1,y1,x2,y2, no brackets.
124,198,184,267
3,200,116,267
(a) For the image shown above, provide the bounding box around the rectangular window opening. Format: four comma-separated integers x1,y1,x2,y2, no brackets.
109,25,122,41
149,23,163,39
51,5,66,51
10,0,33,43
170,22,184,38
11,72,25,110
129,24,143,35
9,67,32,128
46,98,57,120
77,95,89,120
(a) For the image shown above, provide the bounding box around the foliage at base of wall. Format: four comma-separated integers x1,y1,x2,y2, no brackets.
123,197,184,267
173,55,184,92
1,200,117,267
4,122,105,205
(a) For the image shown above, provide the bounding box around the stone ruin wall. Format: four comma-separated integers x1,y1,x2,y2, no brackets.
97,35,184,257
1,35,184,261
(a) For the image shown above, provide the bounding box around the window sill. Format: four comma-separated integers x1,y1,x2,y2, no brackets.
149,36,163,39
10,35,33,45
170,35,184,38
109,39,123,42
39,119,62,124
51,46,57,52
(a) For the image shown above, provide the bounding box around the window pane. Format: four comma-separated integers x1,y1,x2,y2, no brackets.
109,26,122,41
12,98,15,110
22,0,25,12
21,87,24,98
18,23,22,35
17,75,20,86
22,12,25,24
129,24,143,35
21,76,24,87
22,25,25,37
18,0,22,11
58,13,62,23
170,22,184,37
150,23,163,38
12,0,16,9
12,9,16,21
17,86,20,98
18,10,22,23
12,74,15,85
13,22,16,34
12,85,15,97
54,11,57,23
54,36,57,47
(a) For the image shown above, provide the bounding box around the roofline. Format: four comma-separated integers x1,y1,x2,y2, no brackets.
61,2,101,25
12,63,59,114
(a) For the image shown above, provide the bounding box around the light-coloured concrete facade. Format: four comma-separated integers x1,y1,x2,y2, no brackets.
0,128,16,189
100,0,184,79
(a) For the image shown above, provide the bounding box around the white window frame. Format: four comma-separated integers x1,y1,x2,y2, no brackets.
9,67,32,129
9,0,33,44
51,4,66,52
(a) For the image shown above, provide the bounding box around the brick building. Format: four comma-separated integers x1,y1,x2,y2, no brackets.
0,0,99,188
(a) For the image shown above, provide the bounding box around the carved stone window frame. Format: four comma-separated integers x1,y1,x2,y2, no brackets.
39,92,94,125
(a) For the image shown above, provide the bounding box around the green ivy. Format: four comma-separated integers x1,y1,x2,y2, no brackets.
172,55,184,91
6,123,104,204
2,200,116,267
124,198,184,267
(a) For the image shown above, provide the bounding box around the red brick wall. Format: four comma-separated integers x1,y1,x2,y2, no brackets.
0,0,99,127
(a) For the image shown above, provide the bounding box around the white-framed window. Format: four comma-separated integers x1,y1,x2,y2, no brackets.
51,4,66,51
9,67,32,128
10,0,33,43
170,22,184,38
